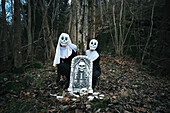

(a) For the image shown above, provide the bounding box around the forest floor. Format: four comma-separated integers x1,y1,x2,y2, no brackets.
0,54,169,113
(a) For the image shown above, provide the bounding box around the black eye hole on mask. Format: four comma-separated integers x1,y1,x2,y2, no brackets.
91,42,93,45
94,42,96,45
61,37,64,40
80,65,84,67
65,37,67,40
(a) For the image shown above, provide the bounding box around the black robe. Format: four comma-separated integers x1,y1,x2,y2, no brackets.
93,56,101,73
56,50,77,88
92,55,101,87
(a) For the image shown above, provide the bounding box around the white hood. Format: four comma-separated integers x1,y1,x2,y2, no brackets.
86,50,99,62
53,33,77,66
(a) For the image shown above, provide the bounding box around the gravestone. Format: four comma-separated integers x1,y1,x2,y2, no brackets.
68,55,93,93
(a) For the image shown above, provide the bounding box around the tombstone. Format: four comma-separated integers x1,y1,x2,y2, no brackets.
68,55,93,93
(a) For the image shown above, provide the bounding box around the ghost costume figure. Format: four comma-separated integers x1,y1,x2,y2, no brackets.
86,39,101,88
53,33,77,89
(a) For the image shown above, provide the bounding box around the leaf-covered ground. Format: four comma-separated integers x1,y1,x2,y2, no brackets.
0,55,169,113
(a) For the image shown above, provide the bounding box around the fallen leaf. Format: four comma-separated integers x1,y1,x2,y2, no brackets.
65,97,70,102
53,98,58,102
135,107,147,112
112,96,117,99
48,109,56,112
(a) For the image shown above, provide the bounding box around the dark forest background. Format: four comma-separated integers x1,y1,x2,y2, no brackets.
0,0,169,76
0,0,170,112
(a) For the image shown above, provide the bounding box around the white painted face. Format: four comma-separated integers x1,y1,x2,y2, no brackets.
89,39,98,50
60,35,69,46
80,88,88,96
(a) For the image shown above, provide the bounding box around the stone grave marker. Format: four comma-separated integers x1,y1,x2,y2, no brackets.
68,55,93,93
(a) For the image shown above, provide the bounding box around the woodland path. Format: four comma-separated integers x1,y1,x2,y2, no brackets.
0,55,169,113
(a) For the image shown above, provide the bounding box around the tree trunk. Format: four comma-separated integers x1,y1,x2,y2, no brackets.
76,0,83,54
83,0,88,53
141,1,155,65
39,0,49,60
112,4,118,55
1,0,8,61
68,1,73,34
45,18,55,58
27,0,32,59
41,0,55,58
118,0,123,56
106,0,109,11
99,0,103,24
56,1,59,39
71,0,77,44
19,2,28,31
89,3,92,39
32,0,38,61
51,0,58,40
14,0,22,68
92,0,96,39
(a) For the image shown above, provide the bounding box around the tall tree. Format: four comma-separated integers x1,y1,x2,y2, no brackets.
82,0,89,52
27,0,32,59
1,0,8,61
50,0,58,40
98,0,103,24
76,0,83,54
58,0,70,34
68,1,72,34
92,0,96,39
31,0,38,58
14,0,22,68
70,0,77,44
40,0,55,59
56,1,60,39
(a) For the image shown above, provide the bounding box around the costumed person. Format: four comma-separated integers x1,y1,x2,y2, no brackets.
53,33,77,89
86,39,101,88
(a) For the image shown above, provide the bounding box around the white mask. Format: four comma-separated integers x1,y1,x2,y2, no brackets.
60,35,69,46
89,39,98,50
